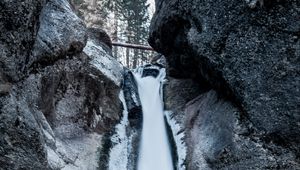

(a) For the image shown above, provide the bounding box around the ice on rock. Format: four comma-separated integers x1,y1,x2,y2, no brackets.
108,90,129,170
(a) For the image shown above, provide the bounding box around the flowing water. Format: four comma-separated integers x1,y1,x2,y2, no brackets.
134,66,174,170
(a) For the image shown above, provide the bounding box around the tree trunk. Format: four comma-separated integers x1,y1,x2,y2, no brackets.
126,47,130,68
112,13,118,58
132,49,138,69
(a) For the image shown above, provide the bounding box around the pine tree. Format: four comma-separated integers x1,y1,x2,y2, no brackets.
113,0,150,68
71,0,153,68
70,0,110,28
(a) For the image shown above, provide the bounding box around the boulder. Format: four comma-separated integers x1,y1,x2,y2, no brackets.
150,0,300,169
31,0,87,68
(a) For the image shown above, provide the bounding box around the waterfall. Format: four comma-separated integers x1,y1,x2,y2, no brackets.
133,65,174,170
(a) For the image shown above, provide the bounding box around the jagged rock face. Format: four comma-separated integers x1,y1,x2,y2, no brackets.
0,0,46,82
183,90,298,169
0,92,49,169
31,0,87,67
164,79,299,169
150,0,300,169
0,1,48,169
0,0,123,169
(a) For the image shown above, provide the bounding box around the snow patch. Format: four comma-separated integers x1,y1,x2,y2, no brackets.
108,90,129,170
59,133,103,170
91,108,102,128
165,110,187,170
46,146,66,169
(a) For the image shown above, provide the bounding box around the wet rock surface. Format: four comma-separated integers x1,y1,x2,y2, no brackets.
151,0,300,169
0,0,123,169
123,69,142,129
122,69,142,170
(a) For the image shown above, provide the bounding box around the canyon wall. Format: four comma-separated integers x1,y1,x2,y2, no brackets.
151,0,300,169
0,0,123,169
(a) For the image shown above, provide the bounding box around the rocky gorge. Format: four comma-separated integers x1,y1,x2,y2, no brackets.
0,0,299,169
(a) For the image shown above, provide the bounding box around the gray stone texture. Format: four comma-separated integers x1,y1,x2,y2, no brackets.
0,0,123,169
150,0,300,169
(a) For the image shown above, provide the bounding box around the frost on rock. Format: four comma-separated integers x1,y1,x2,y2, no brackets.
84,39,123,86
32,0,86,63
165,111,187,170
57,133,102,170
46,146,66,169
46,133,103,170
108,90,130,170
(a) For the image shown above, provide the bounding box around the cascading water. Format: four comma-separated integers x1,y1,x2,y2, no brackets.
133,65,174,170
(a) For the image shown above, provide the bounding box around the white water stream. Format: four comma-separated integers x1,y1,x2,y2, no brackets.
134,67,174,170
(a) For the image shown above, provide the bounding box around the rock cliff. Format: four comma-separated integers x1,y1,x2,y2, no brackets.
0,0,123,169
151,0,300,169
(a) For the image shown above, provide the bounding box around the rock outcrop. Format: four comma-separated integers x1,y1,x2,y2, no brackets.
0,0,46,82
151,0,300,169
0,0,123,169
